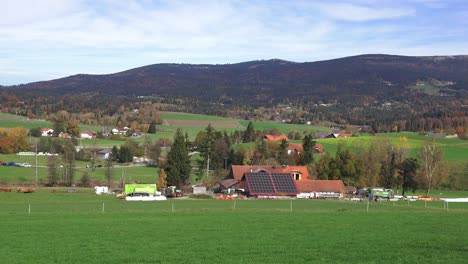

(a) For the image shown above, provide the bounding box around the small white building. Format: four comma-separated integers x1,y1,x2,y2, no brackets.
41,128,54,137
80,131,96,139
192,185,207,195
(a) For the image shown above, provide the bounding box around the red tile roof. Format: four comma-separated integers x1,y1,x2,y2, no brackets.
264,134,289,141
296,180,346,193
314,143,324,153
287,143,303,152
287,143,324,153
229,165,311,181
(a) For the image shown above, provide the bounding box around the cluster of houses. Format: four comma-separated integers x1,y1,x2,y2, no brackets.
38,127,142,139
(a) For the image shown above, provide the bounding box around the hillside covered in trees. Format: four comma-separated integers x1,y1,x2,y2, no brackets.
1,54,467,132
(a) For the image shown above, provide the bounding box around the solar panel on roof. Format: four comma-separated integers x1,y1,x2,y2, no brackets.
246,172,275,194
245,172,298,195
271,173,297,193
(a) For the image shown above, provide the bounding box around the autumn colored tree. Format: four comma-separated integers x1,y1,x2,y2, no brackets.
417,140,445,196
157,169,168,189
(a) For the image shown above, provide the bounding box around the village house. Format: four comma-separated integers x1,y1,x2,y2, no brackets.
287,143,324,155
41,128,54,137
263,134,289,141
58,132,71,138
112,127,130,135
80,130,96,139
223,165,346,196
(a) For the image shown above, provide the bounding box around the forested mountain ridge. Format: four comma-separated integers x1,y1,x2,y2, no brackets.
4,54,468,102
1,54,467,133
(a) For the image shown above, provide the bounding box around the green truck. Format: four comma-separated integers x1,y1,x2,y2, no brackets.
124,184,158,196
367,188,393,199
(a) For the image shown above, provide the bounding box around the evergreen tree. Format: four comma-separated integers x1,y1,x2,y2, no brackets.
300,134,315,165
111,145,120,161
118,145,133,163
277,139,291,165
147,121,156,134
166,129,191,186
242,121,256,143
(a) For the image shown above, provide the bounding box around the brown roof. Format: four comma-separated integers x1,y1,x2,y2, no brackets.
264,134,289,141
287,143,303,152
287,143,324,153
296,180,346,193
219,179,240,189
315,143,324,153
229,165,311,181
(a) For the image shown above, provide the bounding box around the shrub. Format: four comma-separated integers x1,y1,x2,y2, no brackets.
189,194,213,199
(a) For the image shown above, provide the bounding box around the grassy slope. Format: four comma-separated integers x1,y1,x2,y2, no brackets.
0,194,467,263
314,132,468,161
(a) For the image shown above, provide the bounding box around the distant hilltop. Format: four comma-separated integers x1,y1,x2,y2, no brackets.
2,54,468,104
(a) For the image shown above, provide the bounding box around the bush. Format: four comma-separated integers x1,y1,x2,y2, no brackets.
189,194,213,199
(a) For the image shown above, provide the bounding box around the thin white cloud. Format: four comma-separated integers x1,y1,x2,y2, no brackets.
317,3,415,22
0,0,467,85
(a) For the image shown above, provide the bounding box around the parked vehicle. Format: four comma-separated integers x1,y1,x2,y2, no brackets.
163,186,184,198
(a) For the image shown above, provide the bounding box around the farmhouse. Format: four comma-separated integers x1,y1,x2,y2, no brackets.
58,132,71,138
225,165,346,198
264,134,289,141
80,131,96,139
41,128,53,137
112,127,130,135
287,143,324,155
296,180,345,194
326,132,353,138
97,149,111,160
228,165,310,182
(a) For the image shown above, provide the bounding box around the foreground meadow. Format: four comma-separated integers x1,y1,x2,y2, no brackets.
1,191,467,264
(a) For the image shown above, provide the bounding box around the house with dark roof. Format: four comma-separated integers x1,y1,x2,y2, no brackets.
228,165,311,182
227,165,346,198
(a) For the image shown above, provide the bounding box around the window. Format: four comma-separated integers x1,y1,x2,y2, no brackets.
292,172,301,181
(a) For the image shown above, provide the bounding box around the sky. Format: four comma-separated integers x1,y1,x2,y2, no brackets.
1,0,468,85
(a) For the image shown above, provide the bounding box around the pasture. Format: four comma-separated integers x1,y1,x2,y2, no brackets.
0,191,467,263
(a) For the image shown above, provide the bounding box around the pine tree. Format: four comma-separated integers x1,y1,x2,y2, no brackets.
243,121,255,143
166,129,191,186
277,139,291,165
147,121,156,134
300,134,315,165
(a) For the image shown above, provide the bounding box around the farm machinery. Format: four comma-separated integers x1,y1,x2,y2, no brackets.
162,186,184,198
123,184,166,201
366,188,394,200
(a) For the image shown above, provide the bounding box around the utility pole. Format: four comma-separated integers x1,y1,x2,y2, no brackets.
206,153,210,179
35,141,38,186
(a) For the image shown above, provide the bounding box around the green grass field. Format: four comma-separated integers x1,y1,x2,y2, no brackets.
0,192,467,263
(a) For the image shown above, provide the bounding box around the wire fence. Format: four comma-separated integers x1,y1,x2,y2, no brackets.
2,198,468,216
